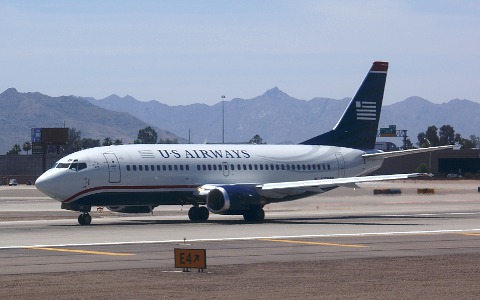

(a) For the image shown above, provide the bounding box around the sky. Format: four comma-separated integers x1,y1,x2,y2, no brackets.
0,0,479,106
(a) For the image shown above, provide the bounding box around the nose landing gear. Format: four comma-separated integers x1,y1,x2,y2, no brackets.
78,213,92,225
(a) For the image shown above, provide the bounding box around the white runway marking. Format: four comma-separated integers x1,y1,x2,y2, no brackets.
1,228,480,250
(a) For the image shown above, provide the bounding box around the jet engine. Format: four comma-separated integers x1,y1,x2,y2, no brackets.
206,185,264,215
106,205,153,213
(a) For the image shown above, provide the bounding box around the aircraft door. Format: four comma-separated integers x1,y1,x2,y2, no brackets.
103,153,121,183
223,162,229,177
335,153,345,178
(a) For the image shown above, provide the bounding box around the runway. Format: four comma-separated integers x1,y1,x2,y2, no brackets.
1,180,479,275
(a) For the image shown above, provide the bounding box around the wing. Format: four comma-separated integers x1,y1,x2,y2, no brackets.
260,173,431,191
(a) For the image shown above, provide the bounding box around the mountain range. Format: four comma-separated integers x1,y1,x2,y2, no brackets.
0,88,183,154
1,87,479,155
88,87,480,145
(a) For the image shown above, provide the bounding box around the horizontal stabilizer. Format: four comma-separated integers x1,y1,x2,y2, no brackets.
362,145,454,160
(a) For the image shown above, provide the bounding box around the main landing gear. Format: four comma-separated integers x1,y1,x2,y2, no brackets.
188,206,209,222
243,207,265,223
78,213,92,225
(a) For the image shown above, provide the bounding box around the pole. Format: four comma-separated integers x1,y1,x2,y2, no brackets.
221,95,225,143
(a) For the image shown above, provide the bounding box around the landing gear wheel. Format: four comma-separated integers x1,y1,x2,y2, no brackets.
198,206,209,221
188,206,209,222
243,208,265,223
78,213,92,225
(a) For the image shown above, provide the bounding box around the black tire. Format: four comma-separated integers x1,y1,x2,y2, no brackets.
188,207,199,221
198,207,209,221
78,214,85,225
83,213,92,225
78,213,91,225
243,208,265,223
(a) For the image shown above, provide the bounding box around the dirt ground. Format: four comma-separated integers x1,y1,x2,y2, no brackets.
1,254,479,299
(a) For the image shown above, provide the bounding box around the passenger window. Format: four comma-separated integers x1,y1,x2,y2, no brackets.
157,165,161,171
186,165,189,171
151,165,154,171
197,165,201,171
133,165,137,171
168,165,172,171
126,165,131,171
174,165,178,171
145,165,149,171
180,165,184,171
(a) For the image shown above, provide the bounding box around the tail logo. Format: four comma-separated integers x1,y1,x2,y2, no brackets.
356,101,377,121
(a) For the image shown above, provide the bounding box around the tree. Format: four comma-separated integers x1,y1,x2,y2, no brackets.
415,163,430,173
6,144,22,155
113,139,123,145
469,135,480,149
439,125,455,145
80,138,100,149
134,126,158,144
424,126,440,146
417,132,428,148
102,137,113,146
66,127,83,152
403,138,415,149
417,125,479,150
22,141,32,155
249,134,265,144
158,138,178,144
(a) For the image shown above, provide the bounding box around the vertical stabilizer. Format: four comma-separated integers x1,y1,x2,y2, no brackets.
301,61,388,149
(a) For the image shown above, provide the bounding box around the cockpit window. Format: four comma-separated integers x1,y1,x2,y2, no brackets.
55,161,87,171
69,162,87,171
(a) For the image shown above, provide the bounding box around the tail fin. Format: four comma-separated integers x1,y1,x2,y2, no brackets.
301,61,389,150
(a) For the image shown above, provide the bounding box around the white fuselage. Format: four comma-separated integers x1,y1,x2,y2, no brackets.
35,144,383,208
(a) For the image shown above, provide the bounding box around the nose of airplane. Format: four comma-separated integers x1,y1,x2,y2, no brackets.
35,171,60,200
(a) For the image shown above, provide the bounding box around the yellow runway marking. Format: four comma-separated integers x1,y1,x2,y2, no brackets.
25,247,135,256
460,233,480,237
262,239,368,248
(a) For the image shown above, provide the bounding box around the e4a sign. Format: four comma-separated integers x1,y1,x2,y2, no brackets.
174,248,206,269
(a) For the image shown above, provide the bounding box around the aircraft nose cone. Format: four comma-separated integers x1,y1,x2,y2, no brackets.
35,172,59,199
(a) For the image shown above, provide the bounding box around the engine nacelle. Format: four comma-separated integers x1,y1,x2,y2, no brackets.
106,205,153,213
206,185,263,215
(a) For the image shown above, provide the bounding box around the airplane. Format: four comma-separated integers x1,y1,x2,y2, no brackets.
35,61,453,225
